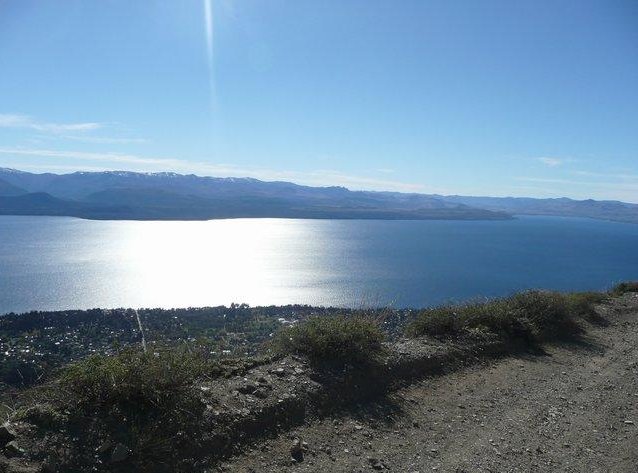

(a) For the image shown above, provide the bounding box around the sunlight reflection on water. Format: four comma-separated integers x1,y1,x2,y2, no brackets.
1,216,637,313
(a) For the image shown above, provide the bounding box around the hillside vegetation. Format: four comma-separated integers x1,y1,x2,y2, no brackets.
0,283,636,472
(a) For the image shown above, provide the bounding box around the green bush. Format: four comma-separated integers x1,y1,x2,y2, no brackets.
52,345,231,471
406,290,599,342
611,281,638,296
507,291,574,337
272,316,386,368
406,298,520,339
403,306,464,337
60,345,222,414
565,291,609,324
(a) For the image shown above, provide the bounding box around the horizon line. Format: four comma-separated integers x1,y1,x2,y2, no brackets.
1,166,636,205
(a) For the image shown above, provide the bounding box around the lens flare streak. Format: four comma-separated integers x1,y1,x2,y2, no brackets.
203,0,216,112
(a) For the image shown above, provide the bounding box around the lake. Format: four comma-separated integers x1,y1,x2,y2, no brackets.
0,215,636,314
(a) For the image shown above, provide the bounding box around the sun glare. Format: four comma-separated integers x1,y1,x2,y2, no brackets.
203,0,216,113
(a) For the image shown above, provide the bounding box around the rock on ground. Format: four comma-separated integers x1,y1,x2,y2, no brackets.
221,293,638,472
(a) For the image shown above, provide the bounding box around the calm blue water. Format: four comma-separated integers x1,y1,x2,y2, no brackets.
0,215,636,314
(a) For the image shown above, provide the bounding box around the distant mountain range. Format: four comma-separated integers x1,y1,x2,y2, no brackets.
0,168,636,223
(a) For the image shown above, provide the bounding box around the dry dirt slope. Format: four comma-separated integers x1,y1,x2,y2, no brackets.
222,293,638,473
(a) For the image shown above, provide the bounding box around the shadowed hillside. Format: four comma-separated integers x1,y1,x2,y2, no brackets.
1,283,636,472
0,168,511,221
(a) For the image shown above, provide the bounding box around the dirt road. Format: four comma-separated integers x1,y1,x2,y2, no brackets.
221,293,638,472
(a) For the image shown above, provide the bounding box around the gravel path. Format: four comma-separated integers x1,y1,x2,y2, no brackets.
221,293,638,472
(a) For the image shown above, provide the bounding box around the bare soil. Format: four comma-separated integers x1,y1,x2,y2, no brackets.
220,293,638,472
2,294,636,473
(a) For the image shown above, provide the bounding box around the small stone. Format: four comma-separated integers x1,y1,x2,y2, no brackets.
40,458,57,473
368,457,384,470
290,438,304,462
96,440,113,455
0,423,16,447
238,383,258,395
624,420,634,425
111,443,131,463
4,440,24,458
274,368,286,377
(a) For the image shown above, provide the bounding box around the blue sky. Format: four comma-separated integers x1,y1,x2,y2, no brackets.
0,0,636,202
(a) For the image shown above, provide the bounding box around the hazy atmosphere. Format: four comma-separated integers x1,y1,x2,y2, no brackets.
1,0,637,201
